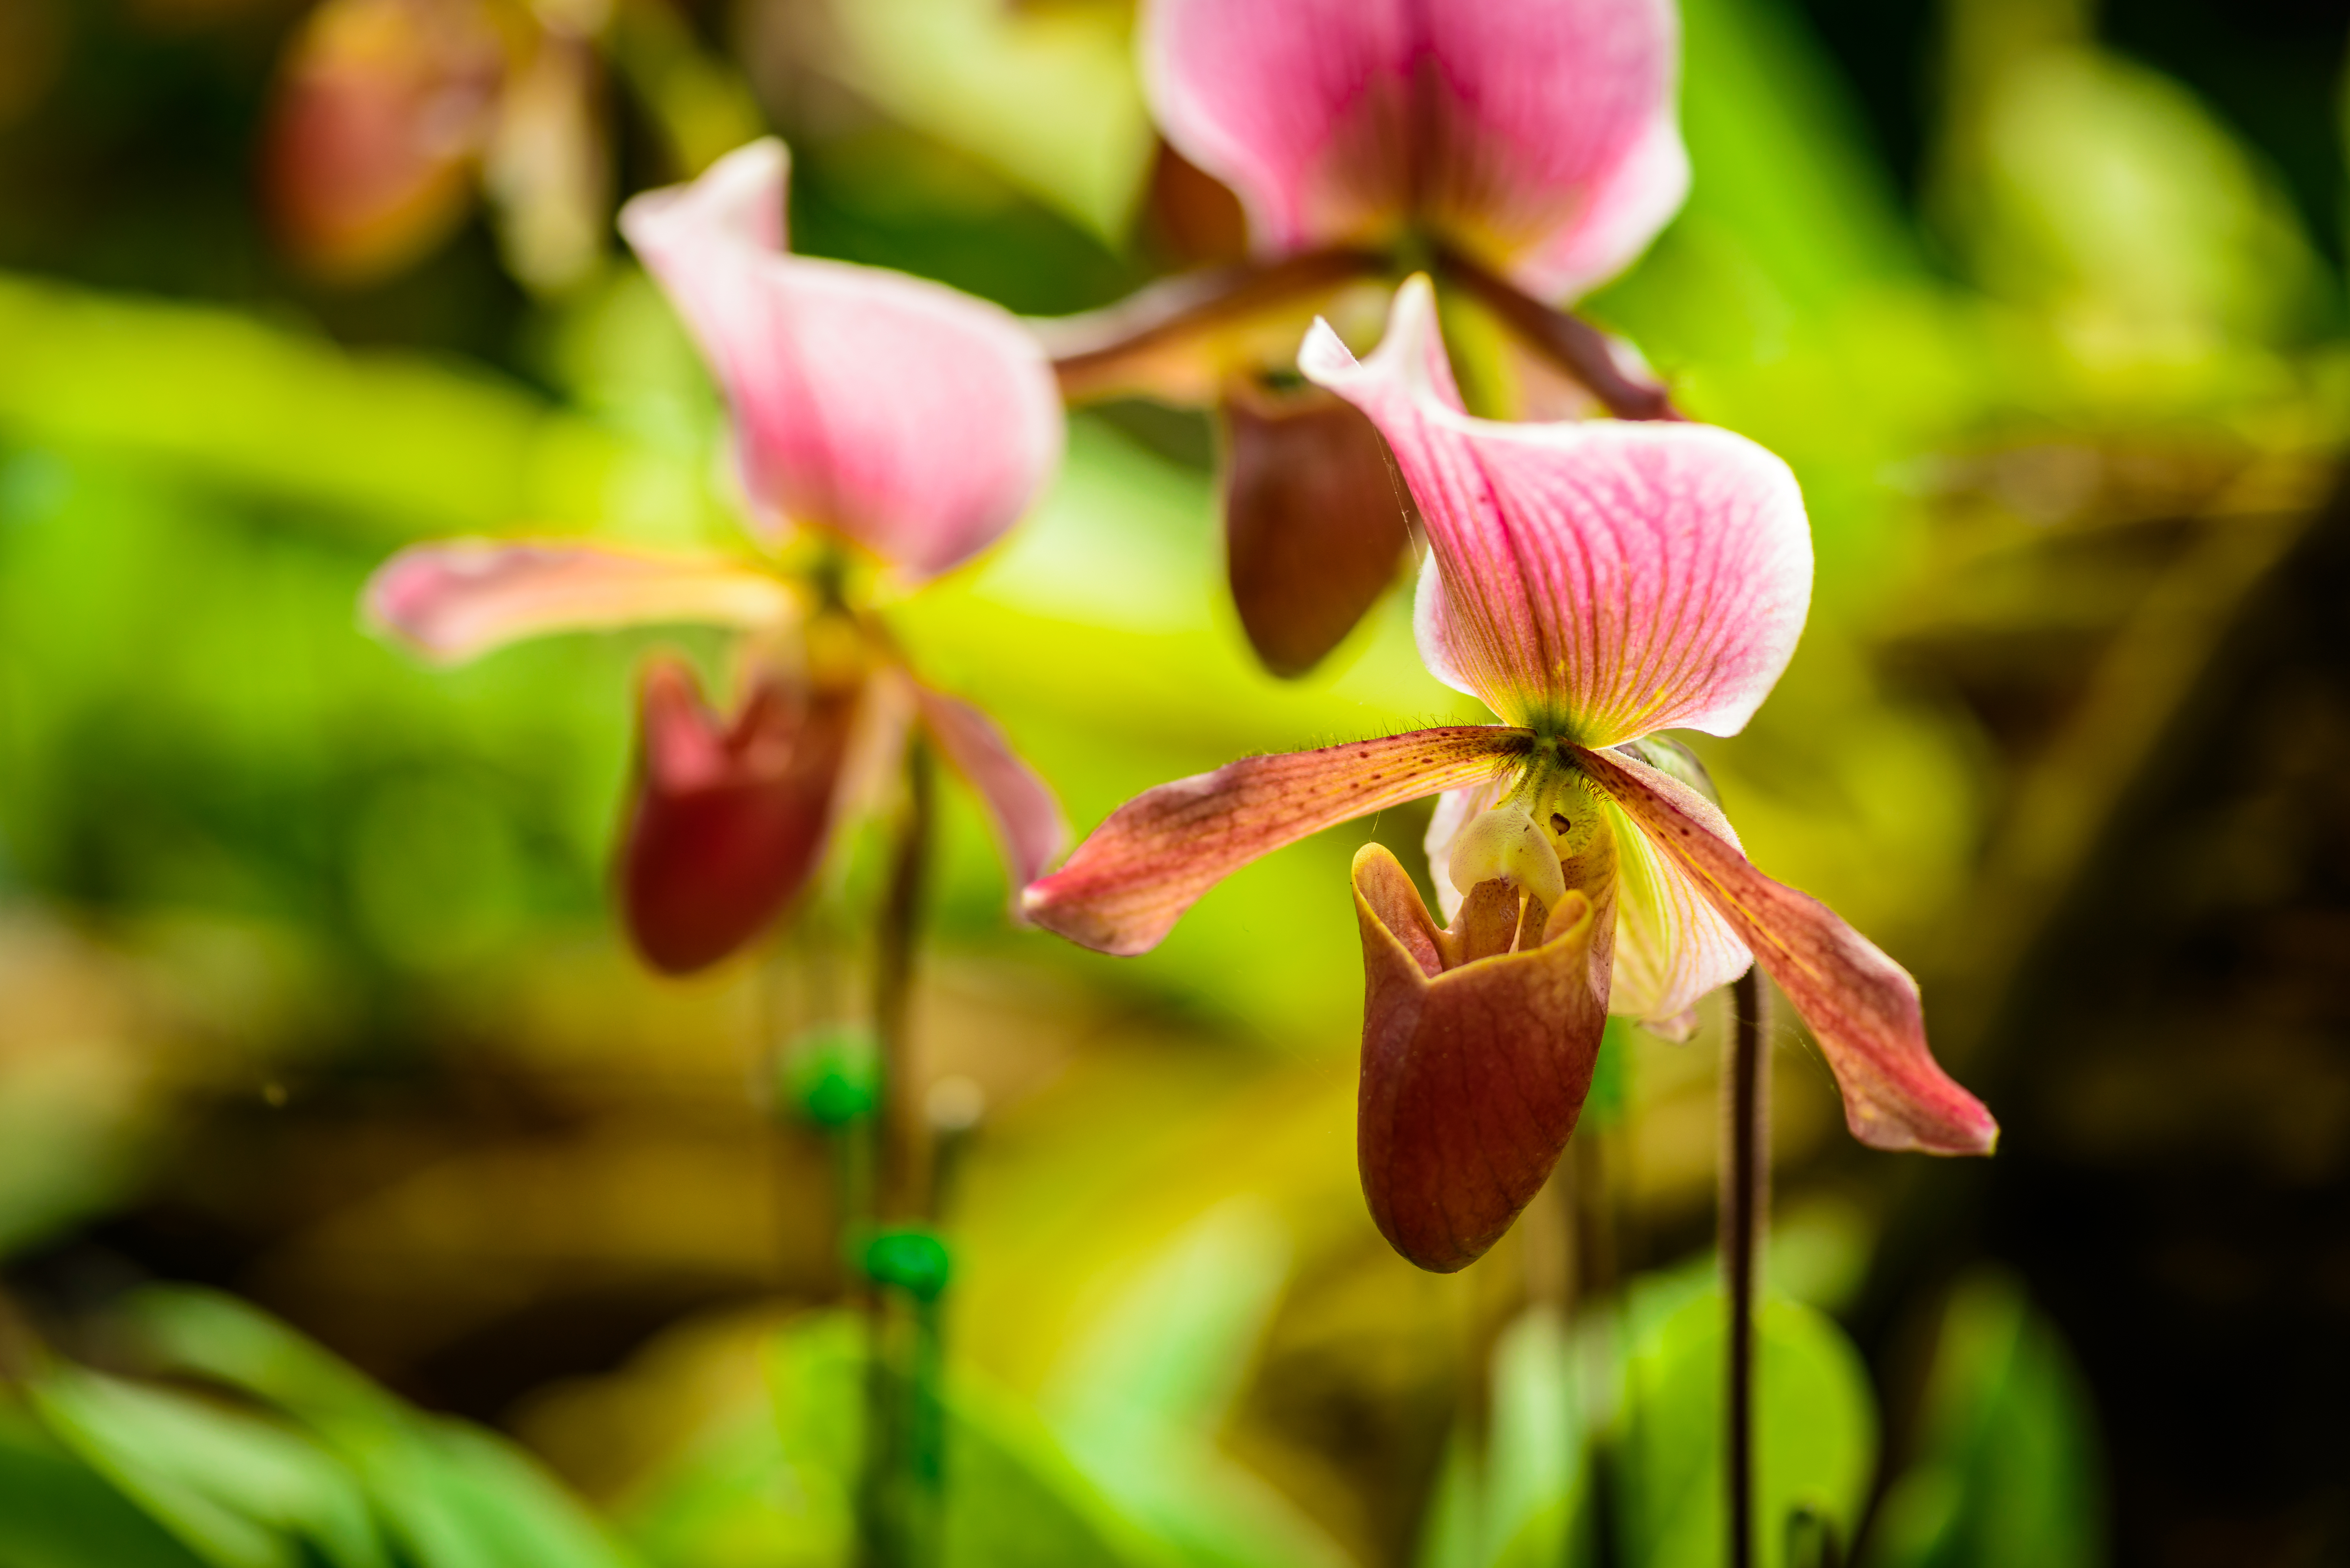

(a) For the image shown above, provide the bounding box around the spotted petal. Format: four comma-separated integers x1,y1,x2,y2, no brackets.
1304,278,1811,743
1024,727,1526,956
1580,745,1998,1155
621,139,1065,579
365,540,800,664
1141,0,1684,296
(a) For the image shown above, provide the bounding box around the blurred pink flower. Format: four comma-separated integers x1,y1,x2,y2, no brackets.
1144,0,1686,300
1049,0,1693,677
365,140,1067,972
1027,281,1994,1272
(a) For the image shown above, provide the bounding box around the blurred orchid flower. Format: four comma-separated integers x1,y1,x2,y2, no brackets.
1027,281,1994,1272
266,0,761,294
1046,0,1690,676
365,139,1068,972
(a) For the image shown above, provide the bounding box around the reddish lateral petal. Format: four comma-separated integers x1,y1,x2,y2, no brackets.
1141,0,1682,294
364,540,799,665
1354,845,1608,1272
1025,727,1528,957
912,684,1070,896
1304,278,1812,743
1580,746,1998,1155
1223,382,1415,678
263,0,506,283
621,140,1064,579
621,658,859,974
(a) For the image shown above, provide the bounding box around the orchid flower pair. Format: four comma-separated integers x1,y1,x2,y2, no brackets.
367,139,1067,973
1027,278,1998,1273
1050,0,1692,676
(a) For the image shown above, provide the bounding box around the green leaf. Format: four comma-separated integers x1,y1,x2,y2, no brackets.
29,1366,390,1568
118,1285,645,1568
1861,1271,2104,1568
1041,1201,1354,1568
1621,1287,1879,1568
0,1405,212,1568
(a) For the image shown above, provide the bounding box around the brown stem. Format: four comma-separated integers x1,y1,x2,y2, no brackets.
858,741,936,1568
1724,970,1768,1568
1046,247,1387,402
873,739,935,1219
1435,247,1686,423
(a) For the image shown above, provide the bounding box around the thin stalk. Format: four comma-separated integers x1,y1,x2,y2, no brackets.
1723,972,1768,1568
1572,1127,1623,1568
857,741,937,1568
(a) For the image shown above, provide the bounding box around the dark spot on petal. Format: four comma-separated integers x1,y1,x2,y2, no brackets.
1550,813,1570,835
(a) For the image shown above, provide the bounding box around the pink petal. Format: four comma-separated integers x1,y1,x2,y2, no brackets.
1354,844,1608,1271
1580,745,1999,1156
364,539,799,665
1304,278,1812,744
1141,0,1683,293
622,657,860,974
1024,726,1528,957
620,139,1065,580
913,684,1069,895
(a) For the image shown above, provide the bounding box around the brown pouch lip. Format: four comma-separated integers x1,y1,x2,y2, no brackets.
1351,844,1609,1272
619,655,861,975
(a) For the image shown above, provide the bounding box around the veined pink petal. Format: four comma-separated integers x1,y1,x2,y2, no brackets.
364,540,800,665
1304,278,1812,743
1141,0,1683,293
620,139,1065,580
1580,746,1998,1156
1025,727,1528,957
913,684,1069,896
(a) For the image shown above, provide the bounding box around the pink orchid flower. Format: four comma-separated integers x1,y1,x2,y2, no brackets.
1044,0,1693,678
1027,279,1995,1273
365,139,1068,973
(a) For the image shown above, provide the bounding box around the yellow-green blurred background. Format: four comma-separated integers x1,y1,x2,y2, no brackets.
3,0,2349,1564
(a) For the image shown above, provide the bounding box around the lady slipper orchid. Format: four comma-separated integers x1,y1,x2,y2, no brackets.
1026,279,1996,1273
1045,0,1692,676
365,139,1068,973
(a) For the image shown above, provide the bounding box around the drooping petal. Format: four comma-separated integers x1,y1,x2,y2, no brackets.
364,540,800,665
1579,746,1998,1155
913,684,1069,894
1222,381,1414,677
1354,845,1608,1272
1140,0,1684,294
622,657,859,974
1304,278,1812,743
1024,727,1529,956
620,139,1065,579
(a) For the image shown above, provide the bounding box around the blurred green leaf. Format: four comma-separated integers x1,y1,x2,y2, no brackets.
1042,1200,1354,1568
0,1404,212,1568
29,1364,390,1568
1862,1271,2104,1568
113,1286,645,1568
1624,1286,1878,1568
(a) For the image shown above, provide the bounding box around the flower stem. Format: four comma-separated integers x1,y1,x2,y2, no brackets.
858,740,937,1568
1723,970,1768,1568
